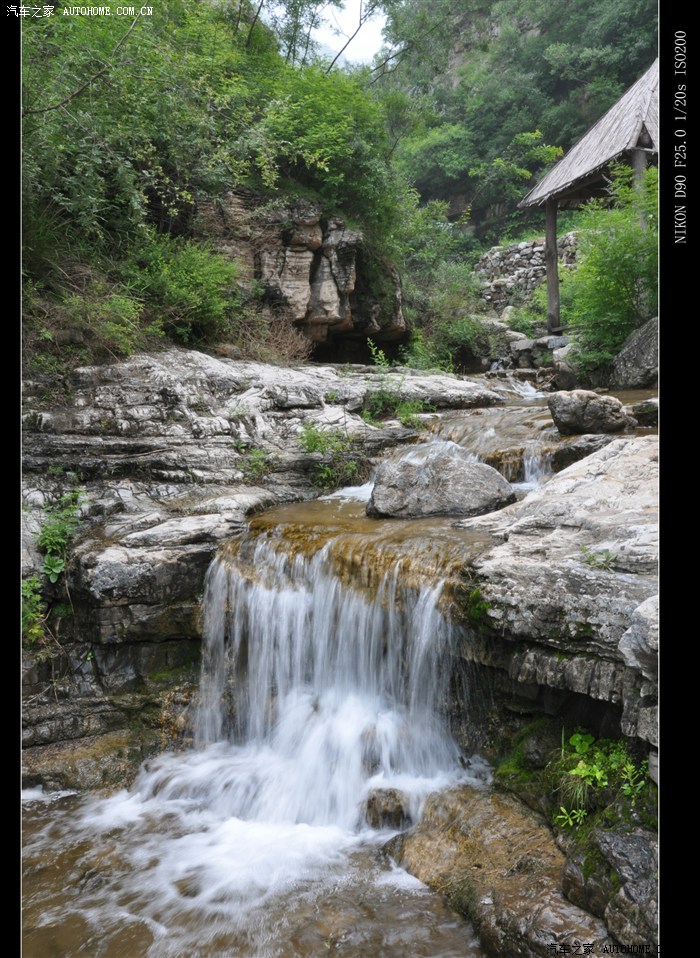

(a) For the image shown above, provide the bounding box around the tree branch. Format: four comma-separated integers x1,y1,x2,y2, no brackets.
325,0,379,73
245,0,266,47
22,13,143,117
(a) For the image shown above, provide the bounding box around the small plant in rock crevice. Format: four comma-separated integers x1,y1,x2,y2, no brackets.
24,489,88,647
580,545,617,571
239,448,272,482
545,729,650,828
297,422,369,491
37,489,87,562
22,576,46,646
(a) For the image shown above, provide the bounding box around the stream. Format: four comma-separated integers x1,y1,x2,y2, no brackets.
22,377,656,958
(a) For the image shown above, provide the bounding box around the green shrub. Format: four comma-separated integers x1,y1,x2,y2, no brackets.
60,283,161,359
37,489,86,561
240,448,272,482
299,423,352,456
561,165,658,375
125,237,244,344
22,576,45,646
297,422,369,490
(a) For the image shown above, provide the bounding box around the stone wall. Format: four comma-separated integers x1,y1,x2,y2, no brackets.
475,232,578,312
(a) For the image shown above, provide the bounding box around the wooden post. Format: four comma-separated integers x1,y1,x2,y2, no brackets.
545,198,560,333
631,148,648,230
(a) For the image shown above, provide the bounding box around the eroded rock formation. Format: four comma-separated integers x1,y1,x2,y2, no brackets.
194,191,405,344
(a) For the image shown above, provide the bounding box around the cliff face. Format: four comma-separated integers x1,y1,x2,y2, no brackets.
194,191,406,346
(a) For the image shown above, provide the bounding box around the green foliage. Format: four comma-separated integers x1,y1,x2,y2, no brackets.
299,423,352,456
37,490,86,561
546,730,650,827
311,457,363,490
41,555,66,584
124,236,244,344
297,422,368,490
580,546,617,571
377,0,657,236
240,448,272,482
396,399,432,428
367,338,391,369
22,576,45,646
461,586,492,633
561,166,658,376
555,806,588,828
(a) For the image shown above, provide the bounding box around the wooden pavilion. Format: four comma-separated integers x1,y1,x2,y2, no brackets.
518,59,658,332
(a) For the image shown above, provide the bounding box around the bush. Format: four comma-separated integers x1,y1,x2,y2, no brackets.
22,576,45,646
126,236,244,345
297,422,369,490
561,165,658,375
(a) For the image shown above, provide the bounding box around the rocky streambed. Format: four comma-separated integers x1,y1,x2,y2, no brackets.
22,348,658,956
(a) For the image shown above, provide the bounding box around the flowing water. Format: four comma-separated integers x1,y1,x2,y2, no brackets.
23,498,494,958
22,375,657,957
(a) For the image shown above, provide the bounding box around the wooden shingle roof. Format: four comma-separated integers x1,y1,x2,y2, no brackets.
519,59,659,208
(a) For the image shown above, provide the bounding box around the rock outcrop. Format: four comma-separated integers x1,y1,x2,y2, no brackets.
454,436,658,746
561,827,658,948
548,390,637,435
387,785,612,958
609,317,658,389
194,191,405,344
366,441,516,518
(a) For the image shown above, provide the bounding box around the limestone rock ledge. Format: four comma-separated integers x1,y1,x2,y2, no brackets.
454,436,658,746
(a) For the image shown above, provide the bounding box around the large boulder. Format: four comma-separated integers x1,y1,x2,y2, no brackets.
610,317,658,389
548,390,637,435
366,441,516,518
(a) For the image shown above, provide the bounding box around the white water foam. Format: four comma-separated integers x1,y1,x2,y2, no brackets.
24,525,488,956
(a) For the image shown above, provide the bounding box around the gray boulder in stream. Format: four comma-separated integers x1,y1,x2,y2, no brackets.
610,316,658,389
548,390,637,435
366,441,516,518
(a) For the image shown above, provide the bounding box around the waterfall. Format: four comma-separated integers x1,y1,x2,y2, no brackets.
191,530,463,830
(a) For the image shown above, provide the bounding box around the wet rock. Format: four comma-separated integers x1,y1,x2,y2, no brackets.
629,397,658,427
550,435,617,471
561,828,658,948
387,785,612,958
363,788,411,829
22,730,164,791
455,437,658,744
548,390,637,435
367,442,516,519
609,317,658,389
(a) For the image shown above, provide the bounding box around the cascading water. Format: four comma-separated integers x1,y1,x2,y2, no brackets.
23,501,491,958
431,376,557,488
193,533,463,829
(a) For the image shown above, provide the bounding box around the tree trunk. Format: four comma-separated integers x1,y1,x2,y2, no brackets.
545,199,561,333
